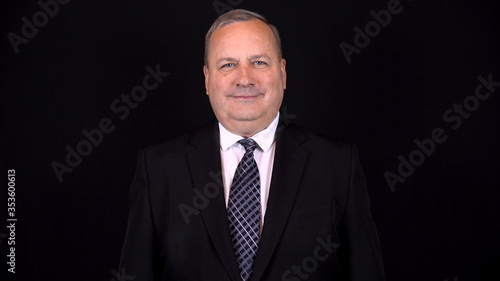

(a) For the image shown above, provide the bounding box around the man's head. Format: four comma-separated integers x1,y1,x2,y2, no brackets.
203,9,287,137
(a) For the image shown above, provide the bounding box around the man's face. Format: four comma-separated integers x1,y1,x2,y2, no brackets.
203,19,287,136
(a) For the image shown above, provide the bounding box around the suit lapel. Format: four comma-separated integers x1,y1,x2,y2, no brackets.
250,124,308,281
185,122,241,281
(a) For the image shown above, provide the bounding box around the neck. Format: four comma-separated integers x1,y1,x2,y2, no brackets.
218,112,279,137
225,123,265,138
220,119,272,138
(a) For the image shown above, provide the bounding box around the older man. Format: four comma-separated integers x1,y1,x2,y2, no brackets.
119,9,385,281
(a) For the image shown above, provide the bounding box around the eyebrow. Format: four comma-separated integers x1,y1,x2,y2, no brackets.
216,57,238,65
248,54,271,61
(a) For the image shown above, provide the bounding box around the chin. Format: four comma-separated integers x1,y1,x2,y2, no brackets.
232,115,261,122
228,108,262,121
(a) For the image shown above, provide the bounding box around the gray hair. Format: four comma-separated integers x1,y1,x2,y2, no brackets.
204,9,282,66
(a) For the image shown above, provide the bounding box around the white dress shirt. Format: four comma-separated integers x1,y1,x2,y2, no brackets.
218,112,279,229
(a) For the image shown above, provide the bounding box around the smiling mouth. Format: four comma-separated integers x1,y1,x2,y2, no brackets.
229,92,263,100
231,95,259,99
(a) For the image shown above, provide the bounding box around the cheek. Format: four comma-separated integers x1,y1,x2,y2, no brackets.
263,75,284,96
263,72,283,86
209,76,231,93
208,81,230,108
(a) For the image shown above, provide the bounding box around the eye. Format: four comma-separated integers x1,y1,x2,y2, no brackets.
220,63,235,69
254,61,267,66
253,60,269,68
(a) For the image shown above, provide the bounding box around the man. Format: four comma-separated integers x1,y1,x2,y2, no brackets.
119,9,385,281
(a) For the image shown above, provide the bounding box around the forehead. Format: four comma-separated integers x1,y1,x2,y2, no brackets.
209,19,277,58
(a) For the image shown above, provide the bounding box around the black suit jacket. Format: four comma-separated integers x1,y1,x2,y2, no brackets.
119,121,385,281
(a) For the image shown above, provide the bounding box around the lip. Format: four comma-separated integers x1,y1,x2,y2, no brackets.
232,95,258,99
229,94,262,100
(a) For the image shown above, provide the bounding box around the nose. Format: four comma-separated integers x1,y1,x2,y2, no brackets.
236,64,254,87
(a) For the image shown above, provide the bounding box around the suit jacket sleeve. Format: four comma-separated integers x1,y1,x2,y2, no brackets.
338,145,385,281
119,149,163,280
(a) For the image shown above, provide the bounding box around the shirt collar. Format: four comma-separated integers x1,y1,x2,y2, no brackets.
219,112,280,152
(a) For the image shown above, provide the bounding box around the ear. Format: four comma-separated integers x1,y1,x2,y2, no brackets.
280,58,287,90
203,65,209,95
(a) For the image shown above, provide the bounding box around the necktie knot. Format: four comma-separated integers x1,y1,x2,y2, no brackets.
238,138,259,153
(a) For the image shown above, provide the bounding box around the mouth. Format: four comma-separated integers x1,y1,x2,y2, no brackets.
229,91,263,101
230,94,260,100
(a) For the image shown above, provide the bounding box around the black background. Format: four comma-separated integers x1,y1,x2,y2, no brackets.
1,0,499,280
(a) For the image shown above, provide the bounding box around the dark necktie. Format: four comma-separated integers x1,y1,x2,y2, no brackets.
227,138,261,281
